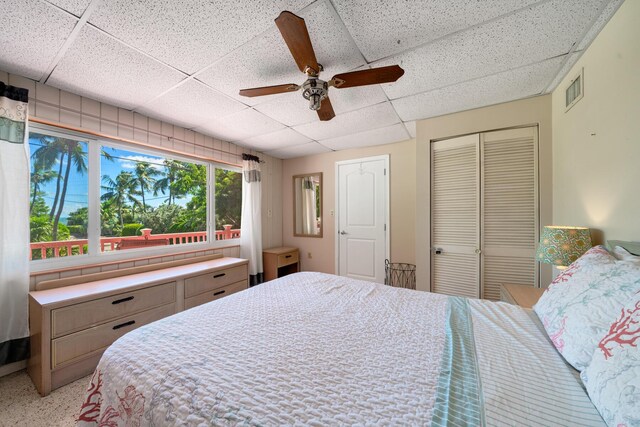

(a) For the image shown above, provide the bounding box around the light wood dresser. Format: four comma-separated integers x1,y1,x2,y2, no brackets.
500,283,545,309
28,254,248,396
263,247,300,281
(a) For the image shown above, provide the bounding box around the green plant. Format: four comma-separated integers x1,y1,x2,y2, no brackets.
121,223,143,236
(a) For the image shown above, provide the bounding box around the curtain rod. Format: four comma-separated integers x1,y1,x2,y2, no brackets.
29,117,243,168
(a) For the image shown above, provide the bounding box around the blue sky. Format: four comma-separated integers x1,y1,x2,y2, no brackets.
29,134,193,221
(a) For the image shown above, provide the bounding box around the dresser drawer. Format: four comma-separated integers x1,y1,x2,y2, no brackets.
277,251,298,267
51,303,175,369
184,280,247,310
184,264,247,298
51,281,176,339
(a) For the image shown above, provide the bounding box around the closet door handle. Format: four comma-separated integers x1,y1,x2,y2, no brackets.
112,320,135,330
112,296,134,305
213,273,226,279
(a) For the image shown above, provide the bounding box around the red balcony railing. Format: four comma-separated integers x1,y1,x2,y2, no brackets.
30,226,240,260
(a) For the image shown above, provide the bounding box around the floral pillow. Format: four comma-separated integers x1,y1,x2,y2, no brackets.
581,292,640,427
534,245,640,370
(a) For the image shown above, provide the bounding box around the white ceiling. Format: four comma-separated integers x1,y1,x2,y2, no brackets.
0,0,624,159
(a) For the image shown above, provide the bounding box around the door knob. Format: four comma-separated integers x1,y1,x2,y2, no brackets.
475,248,482,254
339,230,348,235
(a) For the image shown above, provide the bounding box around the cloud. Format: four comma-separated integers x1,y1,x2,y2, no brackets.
118,155,165,172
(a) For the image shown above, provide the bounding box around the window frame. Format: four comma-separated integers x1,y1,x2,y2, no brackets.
29,123,242,273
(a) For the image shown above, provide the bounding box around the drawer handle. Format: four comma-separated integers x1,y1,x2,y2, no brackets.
112,320,135,330
213,273,226,278
285,255,292,258
112,296,134,305
213,290,226,296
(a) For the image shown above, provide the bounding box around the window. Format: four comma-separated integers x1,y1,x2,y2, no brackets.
28,125,241,266
29,130,89,260
214,168,242,240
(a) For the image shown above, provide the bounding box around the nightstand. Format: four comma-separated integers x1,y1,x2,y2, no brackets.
500,284,545,309
263,247,300,281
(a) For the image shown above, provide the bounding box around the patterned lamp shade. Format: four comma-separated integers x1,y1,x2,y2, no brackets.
536,226,592,267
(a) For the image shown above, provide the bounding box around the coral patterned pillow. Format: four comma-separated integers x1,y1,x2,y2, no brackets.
581,292,640,427
534,245,640,370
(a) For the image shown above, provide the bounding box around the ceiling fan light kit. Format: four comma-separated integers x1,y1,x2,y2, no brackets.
239,11,404,121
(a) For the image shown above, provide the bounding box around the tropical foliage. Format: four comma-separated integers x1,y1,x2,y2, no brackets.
29,132,242,260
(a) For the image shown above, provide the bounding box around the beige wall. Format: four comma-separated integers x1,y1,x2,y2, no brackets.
0,69,283,283
415,95,553,291
551,0,640,244
282,139,416,273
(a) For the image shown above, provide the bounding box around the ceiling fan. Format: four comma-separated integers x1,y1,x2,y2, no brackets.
238,11,405,121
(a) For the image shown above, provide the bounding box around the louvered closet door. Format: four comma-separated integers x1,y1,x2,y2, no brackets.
431,134,480,298
481,127,538,300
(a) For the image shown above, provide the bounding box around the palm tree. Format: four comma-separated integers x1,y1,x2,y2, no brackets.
52,140,88,240
134,161,160,212
31,135,66,220
153,160,182,205
101,172,140,228
30,169,58,214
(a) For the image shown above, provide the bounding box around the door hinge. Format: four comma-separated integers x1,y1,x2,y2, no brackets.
384,224,387,231
384,168,387,175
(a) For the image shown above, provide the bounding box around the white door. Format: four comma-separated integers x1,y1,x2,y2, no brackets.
431,134,481,297
480,127,538,300
336,156,389,283
430,127,538,299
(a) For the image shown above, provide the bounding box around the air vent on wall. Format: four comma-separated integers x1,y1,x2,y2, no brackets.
565,68,584,112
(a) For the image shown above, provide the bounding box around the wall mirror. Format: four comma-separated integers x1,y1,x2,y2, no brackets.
293,173,323,237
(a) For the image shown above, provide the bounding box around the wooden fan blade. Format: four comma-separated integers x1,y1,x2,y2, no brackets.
330,65,405,89
239,83,300,98
275,11,320,75
317,97,335,121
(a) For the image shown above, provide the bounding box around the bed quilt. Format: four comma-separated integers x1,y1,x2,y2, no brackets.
76,272,604,426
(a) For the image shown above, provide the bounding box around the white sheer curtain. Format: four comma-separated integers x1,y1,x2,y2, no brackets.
239,154,263,286
0,82,30,366
302,177,316,235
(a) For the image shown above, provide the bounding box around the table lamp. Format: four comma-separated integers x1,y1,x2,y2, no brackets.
536,226,592,269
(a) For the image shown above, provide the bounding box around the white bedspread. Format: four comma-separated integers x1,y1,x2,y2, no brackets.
76,272,603,426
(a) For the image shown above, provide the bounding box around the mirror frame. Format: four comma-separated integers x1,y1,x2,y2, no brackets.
293,172,323,238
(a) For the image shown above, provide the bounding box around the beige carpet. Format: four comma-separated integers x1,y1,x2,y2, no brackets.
0,370,89,427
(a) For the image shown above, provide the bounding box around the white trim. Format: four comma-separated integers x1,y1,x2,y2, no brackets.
0,360,26,378
28,123,242,273
334,154,390,279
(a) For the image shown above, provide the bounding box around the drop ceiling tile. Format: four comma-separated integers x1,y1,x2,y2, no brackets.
254,83,389,126
380,0,603,101
239,128,312,152
576,0,624,51
404,121,416,138
320,123,409,151
49,26,186,110
47,0,92,16
194,108,285,142
265,142,332,159
293,102,399,141
136,80,247,129
333,0,540,61
392,57,564,122
197,0,366,106
0,0,77,80
89,0,315,74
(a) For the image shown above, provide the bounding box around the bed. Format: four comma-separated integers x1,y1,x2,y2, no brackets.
75,271,605,426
